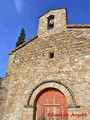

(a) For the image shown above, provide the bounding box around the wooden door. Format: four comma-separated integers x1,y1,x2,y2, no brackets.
35,88,68,120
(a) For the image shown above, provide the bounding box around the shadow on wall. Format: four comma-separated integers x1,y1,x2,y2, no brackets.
0,78,8,120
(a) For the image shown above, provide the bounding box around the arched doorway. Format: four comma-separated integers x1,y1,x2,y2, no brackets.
35,88,68,120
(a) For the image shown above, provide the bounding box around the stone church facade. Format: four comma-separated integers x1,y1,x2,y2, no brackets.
2,8,90,120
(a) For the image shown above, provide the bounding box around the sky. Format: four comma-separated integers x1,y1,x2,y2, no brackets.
0,0,90,77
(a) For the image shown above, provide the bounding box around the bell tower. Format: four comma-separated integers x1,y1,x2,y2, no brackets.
38,8,67,38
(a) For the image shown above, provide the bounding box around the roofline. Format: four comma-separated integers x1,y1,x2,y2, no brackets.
9,8,90,55
39,8,67,18
39,8,90,27
9,24,90,55
67,24,90,28
9,36,38,55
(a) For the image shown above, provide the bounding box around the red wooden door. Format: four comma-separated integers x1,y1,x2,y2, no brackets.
36,88,68,120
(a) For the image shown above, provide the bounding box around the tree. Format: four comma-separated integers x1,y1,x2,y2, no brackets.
0,77,3,86
16,28,26,47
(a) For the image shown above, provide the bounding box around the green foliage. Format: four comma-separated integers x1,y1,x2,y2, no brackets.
0,77,3,86
16,28,26,47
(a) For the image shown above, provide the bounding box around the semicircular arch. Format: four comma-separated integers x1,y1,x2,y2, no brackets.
27,80,76,107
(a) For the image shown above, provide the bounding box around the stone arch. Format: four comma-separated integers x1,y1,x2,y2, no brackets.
27,80,76,107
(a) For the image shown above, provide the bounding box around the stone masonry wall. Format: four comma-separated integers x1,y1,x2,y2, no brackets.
0,79,7,120
38,9,67,38
2,9,90,120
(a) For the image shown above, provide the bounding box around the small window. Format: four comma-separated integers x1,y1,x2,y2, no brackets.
49,52,54,58
47,15,54,29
